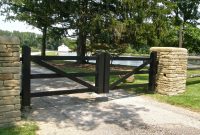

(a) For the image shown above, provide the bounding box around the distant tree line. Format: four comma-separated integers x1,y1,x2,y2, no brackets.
0,29,76,51
1,0,200,62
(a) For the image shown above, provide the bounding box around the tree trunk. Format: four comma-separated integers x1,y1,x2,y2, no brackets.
77,30,87,64
41,26,47,56
179,23,184,48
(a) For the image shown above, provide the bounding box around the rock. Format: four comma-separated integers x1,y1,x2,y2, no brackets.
119,75,135,83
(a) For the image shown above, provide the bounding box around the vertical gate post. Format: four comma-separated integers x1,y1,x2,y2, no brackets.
21,46,31,107
103,53,110,93
95,53,104,93
148,51,157,92
95,52,110,93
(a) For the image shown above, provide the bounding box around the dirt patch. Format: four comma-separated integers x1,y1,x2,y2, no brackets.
48,61,134,71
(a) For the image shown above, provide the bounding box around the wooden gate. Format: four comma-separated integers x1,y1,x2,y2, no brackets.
109,52,157,91
21,46,157,108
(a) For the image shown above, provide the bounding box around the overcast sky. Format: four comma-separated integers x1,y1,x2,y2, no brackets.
0,15,42,34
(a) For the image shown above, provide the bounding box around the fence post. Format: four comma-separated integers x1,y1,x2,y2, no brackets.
103,53,110,93
148,51,157,92
21,46,31,107
95,52,110,93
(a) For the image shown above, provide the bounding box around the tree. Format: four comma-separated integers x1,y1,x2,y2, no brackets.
113,0,174,50
183,24,200,54
2,0,199,58
0,0,68,56
87,0,128,55
171,0,200,47
0,29,41,48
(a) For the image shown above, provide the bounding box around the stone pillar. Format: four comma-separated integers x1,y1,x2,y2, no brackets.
0,36,21,127
150,47,188,95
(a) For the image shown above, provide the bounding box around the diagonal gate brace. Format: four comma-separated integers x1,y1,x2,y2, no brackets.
110,60,150,90
32,58,97,91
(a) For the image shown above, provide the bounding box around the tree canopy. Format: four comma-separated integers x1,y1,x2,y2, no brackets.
1,0,200,57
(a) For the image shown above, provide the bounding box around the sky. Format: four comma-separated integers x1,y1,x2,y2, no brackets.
0,15,42,34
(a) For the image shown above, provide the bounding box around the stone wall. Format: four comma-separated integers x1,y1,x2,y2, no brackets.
150,47,188,95
0,36,21,127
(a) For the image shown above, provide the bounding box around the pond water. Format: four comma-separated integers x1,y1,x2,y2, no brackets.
58,52,144,67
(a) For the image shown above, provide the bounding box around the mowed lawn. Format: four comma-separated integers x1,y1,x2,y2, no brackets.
0,123,38,135
149,70,200,112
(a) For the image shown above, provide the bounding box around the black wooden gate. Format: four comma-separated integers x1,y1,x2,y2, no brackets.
109,52,157,91
21,46,157,108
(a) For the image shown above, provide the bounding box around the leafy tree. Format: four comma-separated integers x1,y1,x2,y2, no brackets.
184,24,200,54
0,0,69,56
0,29,41,48
171,0,200,47
1,0,200,57
87,0,129,55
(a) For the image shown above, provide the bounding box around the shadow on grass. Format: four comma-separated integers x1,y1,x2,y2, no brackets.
122,86,154,95
186,80,200,85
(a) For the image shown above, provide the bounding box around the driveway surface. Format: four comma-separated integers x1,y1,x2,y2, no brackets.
26,65,200,135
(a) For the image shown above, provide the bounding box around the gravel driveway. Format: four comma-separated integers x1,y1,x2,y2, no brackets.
26,66,200,135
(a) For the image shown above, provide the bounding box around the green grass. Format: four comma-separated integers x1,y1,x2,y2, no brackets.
46,51,58,56
0,123,38,135
148,71,200,112
31,47,40,52
51,61,148,85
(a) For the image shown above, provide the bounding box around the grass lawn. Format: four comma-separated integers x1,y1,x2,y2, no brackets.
0,123,38,135
49,60,148,84
149,74,200,112
49,60,200,112
46,51,58,56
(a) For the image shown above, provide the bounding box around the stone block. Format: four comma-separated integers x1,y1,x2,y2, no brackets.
15,104,21,110
7,47,19,52
4,80,20,86
2,96,15,100
0,81,3,85
3,98,20,105
0,67,20,74
0,90,20,97
12,52,19,57
0,53,13,57
13,87,20,91
0,57,19,61
150,47,187,95
0,87,13,91
0,45,7,53
0,74,13,80
13,74,20,79
4,111,21,118
0,118,18,124
0,105,14,113
2,62,20,67
119,75,135,83
0,36,21,127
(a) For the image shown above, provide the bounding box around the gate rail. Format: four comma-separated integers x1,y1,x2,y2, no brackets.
21,46,109,107
21,45,157,107
109,52,157,91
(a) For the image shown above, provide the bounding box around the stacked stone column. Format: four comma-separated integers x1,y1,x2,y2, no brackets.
150,47,188,95
0,36,21,127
